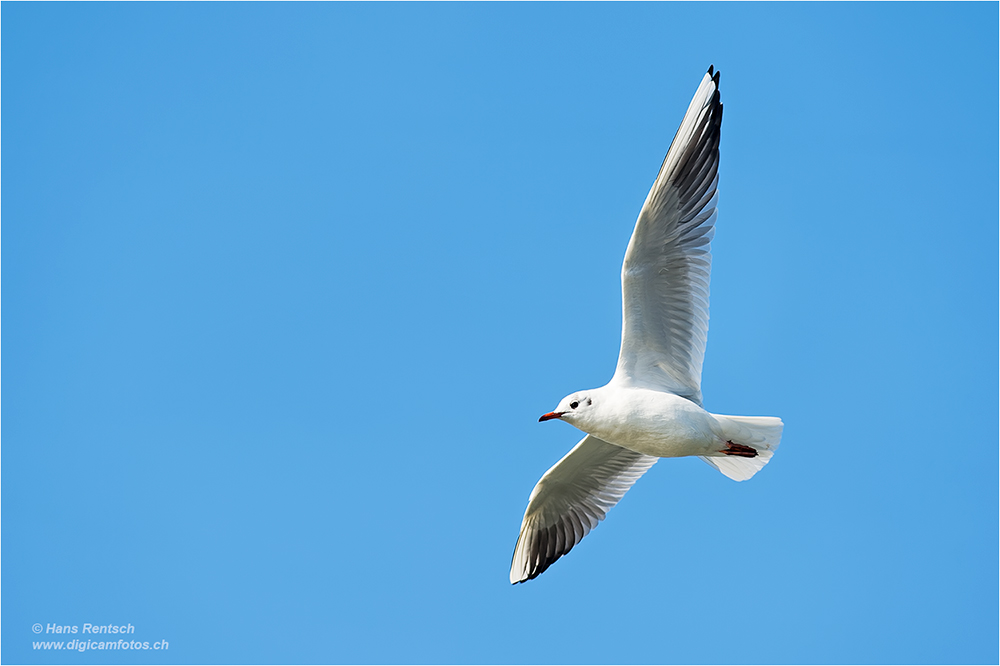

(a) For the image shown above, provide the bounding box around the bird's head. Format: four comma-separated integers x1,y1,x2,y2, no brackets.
539,392,595,426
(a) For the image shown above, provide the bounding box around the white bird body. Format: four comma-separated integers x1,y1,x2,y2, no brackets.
510,66,784,584
550,386,722,459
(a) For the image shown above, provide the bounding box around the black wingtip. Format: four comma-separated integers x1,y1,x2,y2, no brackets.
707,64,714,77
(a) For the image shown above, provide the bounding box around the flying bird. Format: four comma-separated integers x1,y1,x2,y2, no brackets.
510,66,783,584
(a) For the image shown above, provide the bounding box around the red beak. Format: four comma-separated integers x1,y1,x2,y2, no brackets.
538,412,564,422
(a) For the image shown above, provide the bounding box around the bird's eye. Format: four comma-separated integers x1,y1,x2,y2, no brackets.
570,401,579,409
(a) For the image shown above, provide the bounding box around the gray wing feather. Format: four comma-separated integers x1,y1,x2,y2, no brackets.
612,68,723,405
509,435,657,584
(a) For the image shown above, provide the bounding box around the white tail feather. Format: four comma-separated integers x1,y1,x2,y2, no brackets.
700,414,783,481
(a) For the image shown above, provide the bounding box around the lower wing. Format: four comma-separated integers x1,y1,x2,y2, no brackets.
510,435,657,583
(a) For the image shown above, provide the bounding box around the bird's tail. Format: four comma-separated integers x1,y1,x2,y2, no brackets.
700,414,783,481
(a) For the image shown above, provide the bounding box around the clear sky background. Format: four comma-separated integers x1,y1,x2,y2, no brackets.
3,3,997,664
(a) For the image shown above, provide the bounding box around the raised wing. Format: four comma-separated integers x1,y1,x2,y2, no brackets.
611,67,723,405
510,435,657,584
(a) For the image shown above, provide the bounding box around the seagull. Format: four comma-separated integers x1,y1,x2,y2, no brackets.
510,66,783,584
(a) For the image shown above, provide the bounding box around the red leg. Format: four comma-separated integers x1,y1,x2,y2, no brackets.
721,440,758,458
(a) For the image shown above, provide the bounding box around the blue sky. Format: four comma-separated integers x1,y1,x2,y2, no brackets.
2,3,997,664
